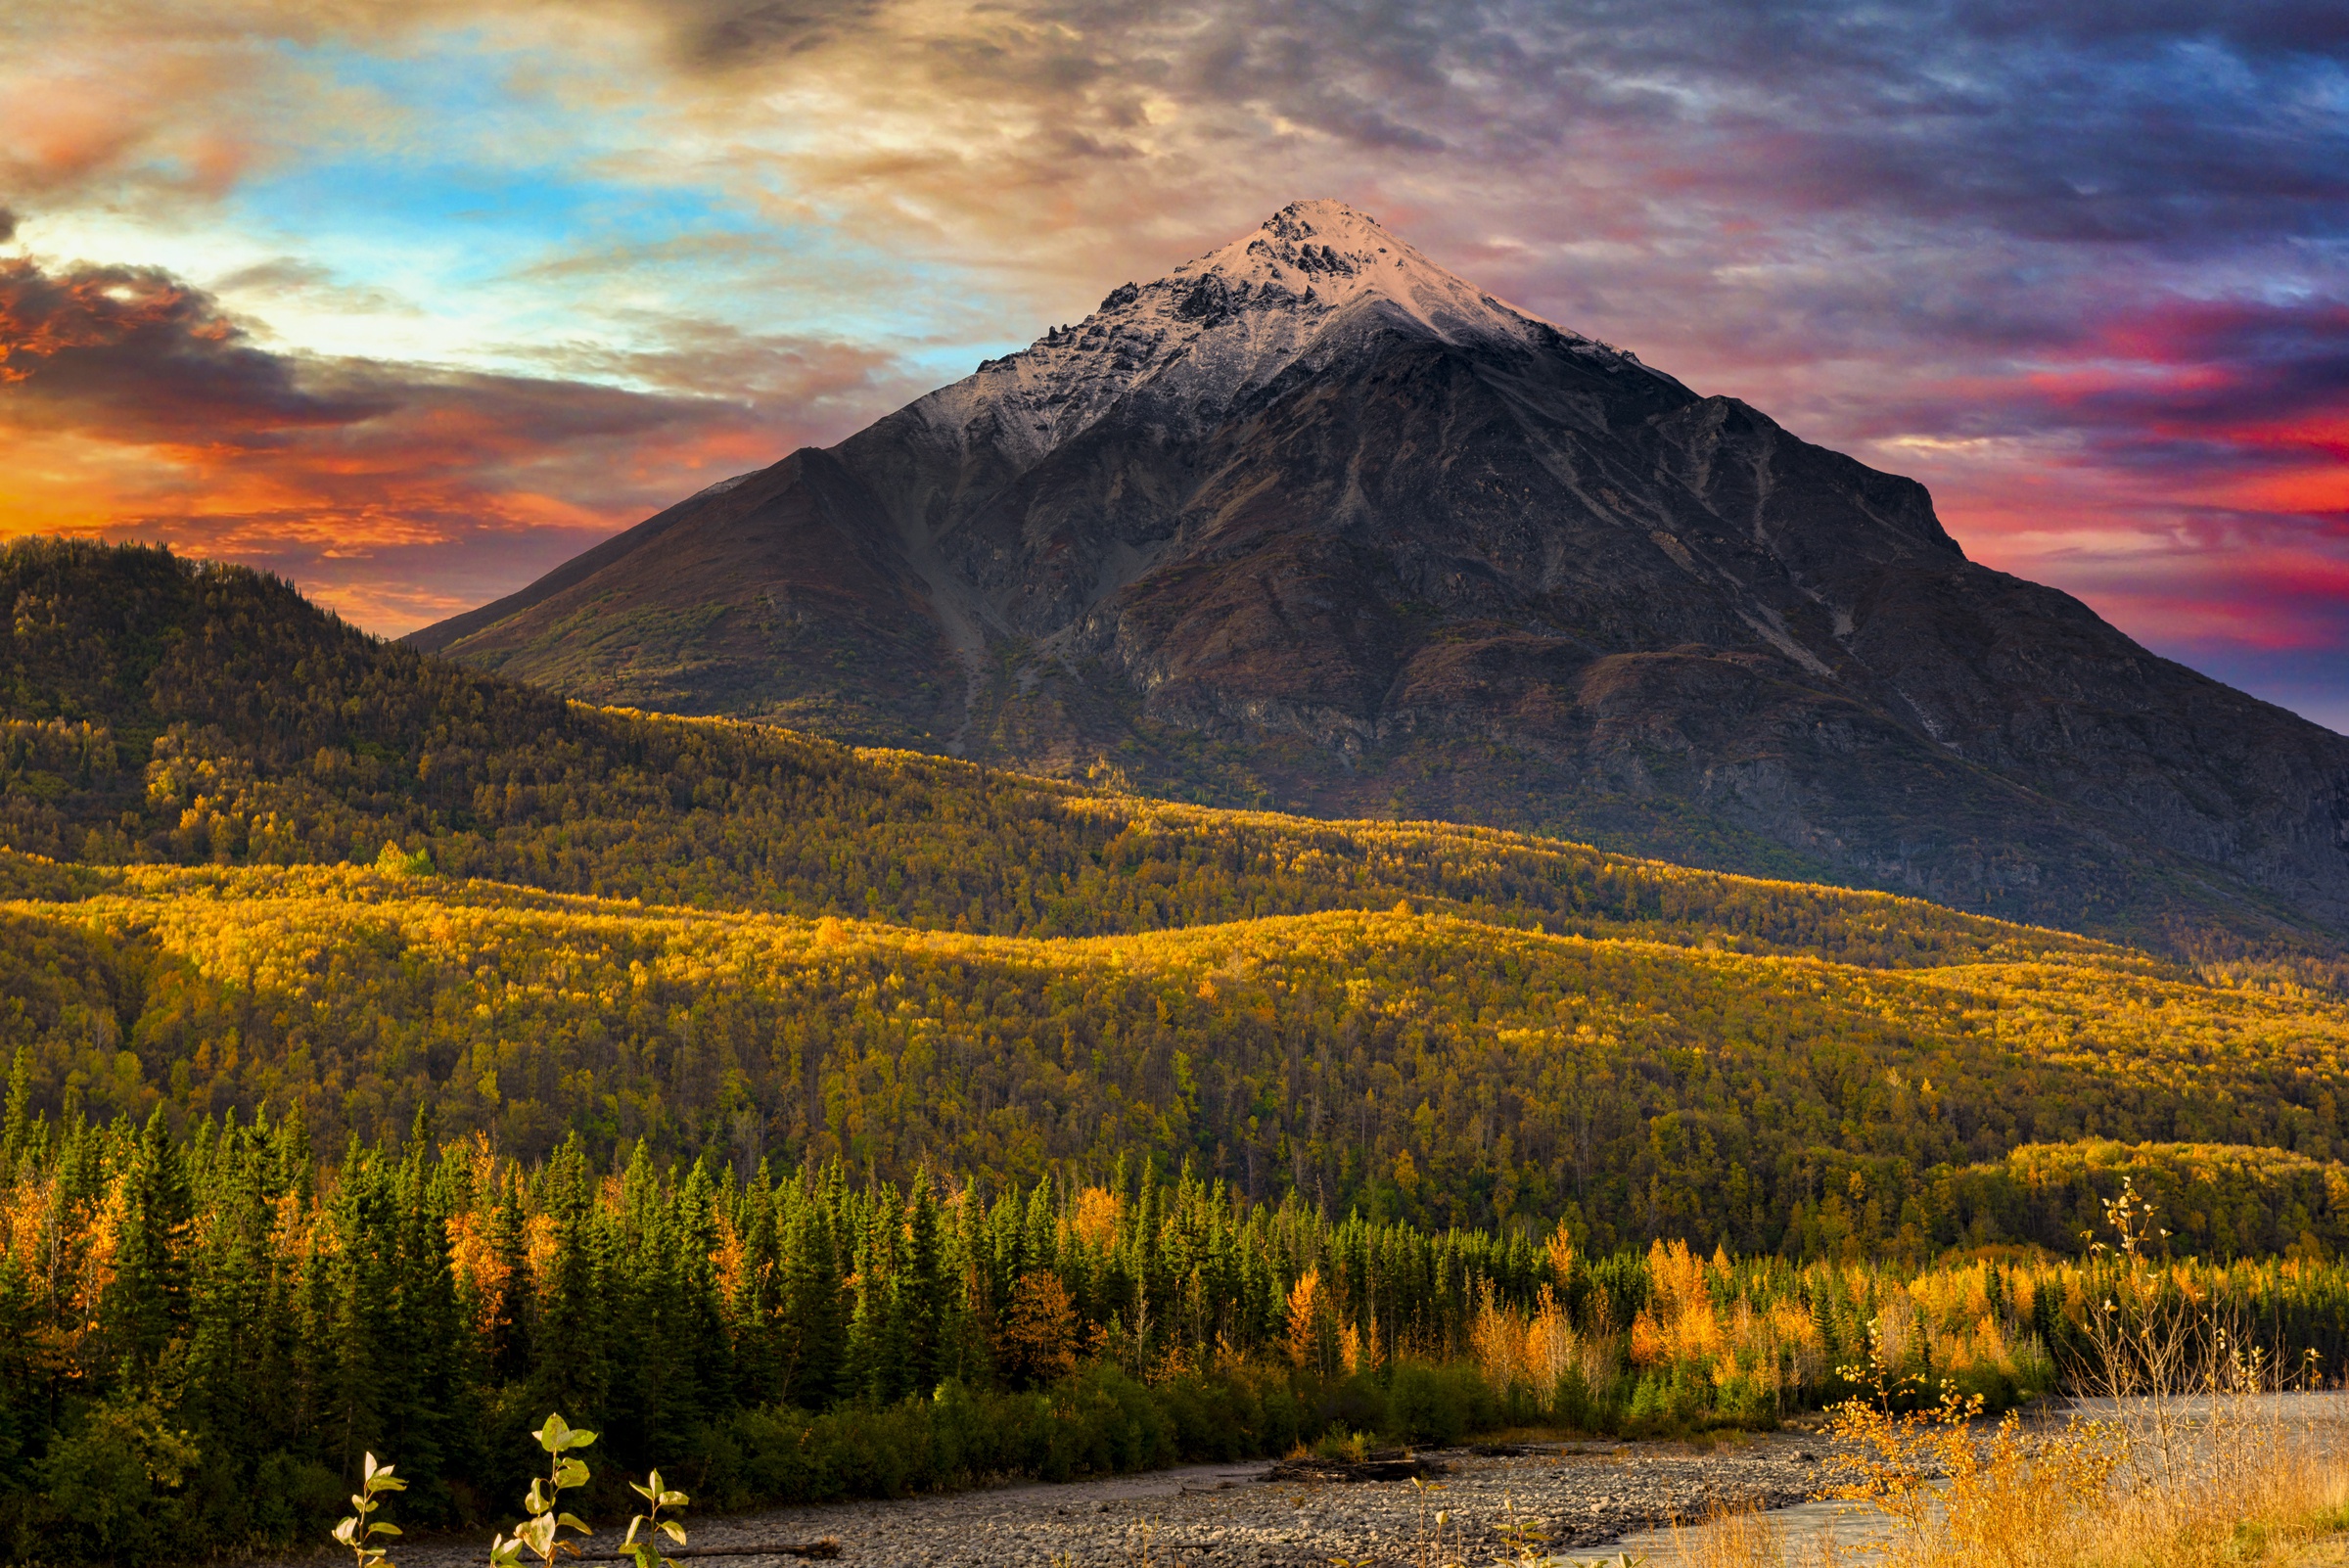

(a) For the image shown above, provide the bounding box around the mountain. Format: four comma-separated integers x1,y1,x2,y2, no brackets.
409,201,2349,947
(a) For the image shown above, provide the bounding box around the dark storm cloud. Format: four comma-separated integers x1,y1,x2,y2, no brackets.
0,252,816,464
0,255,390,443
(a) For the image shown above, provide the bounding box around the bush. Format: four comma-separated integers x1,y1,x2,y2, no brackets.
1385,1361,1496,1446
33,1396,201,1564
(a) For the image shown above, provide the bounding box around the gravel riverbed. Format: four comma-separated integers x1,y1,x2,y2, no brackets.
325,1432,1847,1568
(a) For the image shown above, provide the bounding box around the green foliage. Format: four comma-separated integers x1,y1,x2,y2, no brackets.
31,1395,201,1563
332,1453,406,1568
0,1108,2340,1563
375,842,434,879
490,1414,598,1568
621,1467,689,1568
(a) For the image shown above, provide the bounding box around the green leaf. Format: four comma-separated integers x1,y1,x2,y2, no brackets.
534,1413,572,1453
631,1481,656,1503
369,1522,402,1537
658,1520,686,1545
333,1517,360,1545
659,1491,687,1508
564,1427,598,1451
376,1474,408,1493
556,1456,590,1490
557,1513,593,1536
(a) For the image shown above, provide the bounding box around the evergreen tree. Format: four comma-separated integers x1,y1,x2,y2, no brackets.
484,1173,533,1383
108,1107,194,1385
729,1166,783,1403
2,1045,28,1166
899,1170,948,1393
780,1171,847,1407
529,1136,609,1421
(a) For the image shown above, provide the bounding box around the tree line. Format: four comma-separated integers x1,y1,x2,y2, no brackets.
2,1108,2342,1563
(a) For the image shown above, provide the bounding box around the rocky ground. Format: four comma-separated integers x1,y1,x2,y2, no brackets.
330,1430,1848,1568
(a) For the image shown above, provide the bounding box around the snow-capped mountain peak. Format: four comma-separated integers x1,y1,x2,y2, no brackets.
911,200,1647,466
1174,199,1543,345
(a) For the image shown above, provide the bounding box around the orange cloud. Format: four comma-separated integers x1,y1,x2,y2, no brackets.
0,253,903,633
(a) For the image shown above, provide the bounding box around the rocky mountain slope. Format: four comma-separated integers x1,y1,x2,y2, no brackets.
411,202,2349,945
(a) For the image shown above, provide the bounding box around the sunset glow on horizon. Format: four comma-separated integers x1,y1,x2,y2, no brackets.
3,0,2345,729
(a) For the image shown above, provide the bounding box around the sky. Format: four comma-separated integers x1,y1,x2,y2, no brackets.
1,1,2345,732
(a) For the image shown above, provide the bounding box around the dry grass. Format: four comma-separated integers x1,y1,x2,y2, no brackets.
1653,1417,2341,1568
1795,1180,2349,1568
1669,1500,1784,1568
1813,1379,2346,1568
2096,1417,2349,1568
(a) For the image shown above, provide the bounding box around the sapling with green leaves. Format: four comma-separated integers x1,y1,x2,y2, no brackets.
332,1453,406,1568
620,1467,691,1568
490,1413,600,1568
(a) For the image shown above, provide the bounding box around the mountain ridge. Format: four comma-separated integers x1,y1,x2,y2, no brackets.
410,201,2349,949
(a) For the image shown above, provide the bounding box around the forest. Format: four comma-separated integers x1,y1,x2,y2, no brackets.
0,538,2346,1561
4,1109,2345,1562
0,859,2343,1250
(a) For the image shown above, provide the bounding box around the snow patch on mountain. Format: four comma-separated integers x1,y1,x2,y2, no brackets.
685,470,759,502
910,200,1664,468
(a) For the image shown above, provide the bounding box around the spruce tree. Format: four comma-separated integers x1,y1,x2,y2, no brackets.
780,1170,847,1407
899,1170,947,1393
109,1107,194,1386
485,1173,534,1383
3,1043,31,1166
730,1167,783,1404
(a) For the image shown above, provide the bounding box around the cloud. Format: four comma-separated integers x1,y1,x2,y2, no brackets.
0,253,914,632
0,256,387,441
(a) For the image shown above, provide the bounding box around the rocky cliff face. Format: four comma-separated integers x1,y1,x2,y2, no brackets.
411,201,2349,945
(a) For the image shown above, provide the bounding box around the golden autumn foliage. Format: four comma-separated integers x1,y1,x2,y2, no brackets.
0,860,2342,1256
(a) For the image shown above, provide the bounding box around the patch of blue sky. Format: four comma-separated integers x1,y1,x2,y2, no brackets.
220,33,1006,373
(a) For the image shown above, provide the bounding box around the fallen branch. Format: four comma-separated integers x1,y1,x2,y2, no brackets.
1260,1454,1447,1484
577,1544,841,1561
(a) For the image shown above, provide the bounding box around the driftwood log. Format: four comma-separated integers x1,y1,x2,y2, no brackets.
1259,1454,1447,1484
577,1544,841,1561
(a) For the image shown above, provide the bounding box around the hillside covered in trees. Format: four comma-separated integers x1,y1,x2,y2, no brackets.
2,539,2348,1562
0,538,2343,1235
0,539,2309,965
3,859,2345,1252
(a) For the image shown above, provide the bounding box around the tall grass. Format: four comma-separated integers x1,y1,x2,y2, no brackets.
1806,1181,2349,1568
